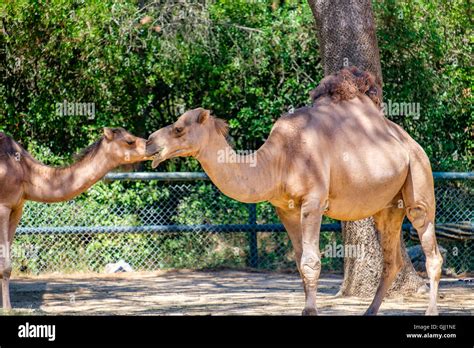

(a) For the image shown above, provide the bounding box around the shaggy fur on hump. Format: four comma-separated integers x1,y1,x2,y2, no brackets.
309,66,382,108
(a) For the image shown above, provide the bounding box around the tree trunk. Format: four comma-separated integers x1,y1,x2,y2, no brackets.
307,0,427,296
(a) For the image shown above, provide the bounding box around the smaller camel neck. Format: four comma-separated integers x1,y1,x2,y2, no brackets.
23,143,118,203
196,134,281,203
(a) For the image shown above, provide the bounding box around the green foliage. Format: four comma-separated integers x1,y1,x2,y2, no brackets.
1,0,470,169
374,0,472,170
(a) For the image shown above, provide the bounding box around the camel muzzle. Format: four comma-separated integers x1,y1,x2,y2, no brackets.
144,141,164,168
145,142,163,157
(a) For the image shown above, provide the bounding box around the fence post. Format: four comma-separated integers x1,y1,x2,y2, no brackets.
247,204,258,268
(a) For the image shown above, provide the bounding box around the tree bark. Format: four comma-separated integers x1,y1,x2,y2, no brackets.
307,0,426,296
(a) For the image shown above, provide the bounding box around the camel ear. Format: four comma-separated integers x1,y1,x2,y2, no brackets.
103,127,114,140
197,109,210,124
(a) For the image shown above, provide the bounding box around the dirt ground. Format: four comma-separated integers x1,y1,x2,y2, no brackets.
2,270,473,316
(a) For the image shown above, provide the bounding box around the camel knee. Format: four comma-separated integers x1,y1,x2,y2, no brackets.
0,266,12,280
300,252,321,287
406,206,428,229
0,255,12,279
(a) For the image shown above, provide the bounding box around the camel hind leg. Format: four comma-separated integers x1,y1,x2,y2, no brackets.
402,156,442,315
365,193,405,315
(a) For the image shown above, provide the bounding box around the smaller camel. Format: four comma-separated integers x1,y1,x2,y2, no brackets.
0,127,147,309
145,68,443,315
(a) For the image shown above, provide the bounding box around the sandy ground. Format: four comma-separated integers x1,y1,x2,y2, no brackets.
1,270,473,316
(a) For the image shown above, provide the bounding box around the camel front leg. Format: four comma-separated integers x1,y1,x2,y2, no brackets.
300,196,324,316
2,204,23,310
0,206,13,310
275,208,302,274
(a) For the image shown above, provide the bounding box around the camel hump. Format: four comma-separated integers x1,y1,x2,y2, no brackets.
309,67,381,108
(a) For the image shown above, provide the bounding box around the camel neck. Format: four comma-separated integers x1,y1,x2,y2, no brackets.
196,134,282,203
23,145,117,203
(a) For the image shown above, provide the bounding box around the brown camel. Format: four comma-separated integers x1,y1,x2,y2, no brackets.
146,68,443,315
0,127,147,310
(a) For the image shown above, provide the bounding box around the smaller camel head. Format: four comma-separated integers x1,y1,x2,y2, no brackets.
146,108,227,168
100,127,148,164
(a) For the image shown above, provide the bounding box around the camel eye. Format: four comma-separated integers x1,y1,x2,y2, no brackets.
126,140,136,146
174,127,184,134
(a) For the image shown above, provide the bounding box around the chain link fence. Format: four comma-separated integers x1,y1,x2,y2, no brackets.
13,172,473,275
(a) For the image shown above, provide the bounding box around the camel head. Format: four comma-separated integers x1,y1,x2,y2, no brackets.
99,127,147,164
146,108,228,168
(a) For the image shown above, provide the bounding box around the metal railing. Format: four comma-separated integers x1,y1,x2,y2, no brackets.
13,172,473,274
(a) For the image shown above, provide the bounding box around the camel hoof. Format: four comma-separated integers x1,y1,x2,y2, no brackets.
364,308,378,316
425,307,439,316
302,307,318,316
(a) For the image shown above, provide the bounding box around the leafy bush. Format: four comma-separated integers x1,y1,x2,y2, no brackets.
2,0,469,169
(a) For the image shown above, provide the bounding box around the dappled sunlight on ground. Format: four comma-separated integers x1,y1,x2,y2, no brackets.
2,270,472,316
